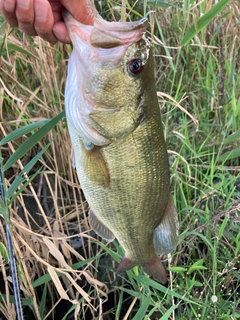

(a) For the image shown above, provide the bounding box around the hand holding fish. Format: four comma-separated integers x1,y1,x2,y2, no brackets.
0,0,86,44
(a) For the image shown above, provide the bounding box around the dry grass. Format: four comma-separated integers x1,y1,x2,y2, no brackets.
0,32,112,319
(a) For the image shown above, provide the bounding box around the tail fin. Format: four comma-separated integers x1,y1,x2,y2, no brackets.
116,256,136,274
116,255,167,284
142,257,168,284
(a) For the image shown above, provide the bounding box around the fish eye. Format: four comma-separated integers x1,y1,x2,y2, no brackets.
128,59,143,76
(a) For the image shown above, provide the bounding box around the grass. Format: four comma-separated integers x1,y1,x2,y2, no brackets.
0,0,239,319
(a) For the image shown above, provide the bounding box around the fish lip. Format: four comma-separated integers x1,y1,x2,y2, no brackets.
94,17,148,32
63,8,149,66
63,8,148,31
63,9,148,49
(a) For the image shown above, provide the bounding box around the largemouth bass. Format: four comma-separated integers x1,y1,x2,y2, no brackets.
64,0,178,283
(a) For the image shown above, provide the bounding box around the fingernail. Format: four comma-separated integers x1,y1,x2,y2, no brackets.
17,0,31,10
35,0,48,21
3,0,16,13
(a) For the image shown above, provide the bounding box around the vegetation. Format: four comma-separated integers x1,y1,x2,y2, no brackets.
0,0,239,319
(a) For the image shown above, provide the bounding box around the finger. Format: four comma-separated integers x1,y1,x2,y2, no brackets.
16,0,37,36
49,0,63,23
1,0,18,27
53,21,71,44
34,0,57,44
60,0,94,25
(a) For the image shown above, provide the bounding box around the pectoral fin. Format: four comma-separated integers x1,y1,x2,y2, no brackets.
82,145,110,189
153,194,179,255
88,209,115,241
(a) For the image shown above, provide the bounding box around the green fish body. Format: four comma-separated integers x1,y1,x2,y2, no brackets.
64,1,178,283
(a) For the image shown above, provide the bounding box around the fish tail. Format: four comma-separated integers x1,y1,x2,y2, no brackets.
116,256,136,274
116,255,167,284
142,257,168,284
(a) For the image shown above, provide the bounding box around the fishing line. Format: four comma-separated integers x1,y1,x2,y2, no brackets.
0,165,24,320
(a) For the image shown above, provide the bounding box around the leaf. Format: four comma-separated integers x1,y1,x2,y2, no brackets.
3,111,65,171
181,0,231,46
0,242,9,263
218,217,229,239
118,287,142,299
136,275,202,306
0,35,39,59
7,170,41,205
146,0,179,9
223,129,240,144
0,120,49,145
188,259,207,274
6,139,53,199
0,294,33,306
188,265,207,273
62,302,82,320
32,255,100,288
218,147,240,162
90,239,121,263
116,289,124,320
0,207,7,215
192,281,204,287
168,266,187,273
160,301,180,320
47,267,69,301
182,231,214,251
39,284,47,319
132,294,151,320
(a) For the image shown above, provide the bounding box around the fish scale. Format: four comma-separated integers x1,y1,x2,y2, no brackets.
64,0,179,283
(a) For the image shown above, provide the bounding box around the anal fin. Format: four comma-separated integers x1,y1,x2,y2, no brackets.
88,209,115,242
153,194,179,255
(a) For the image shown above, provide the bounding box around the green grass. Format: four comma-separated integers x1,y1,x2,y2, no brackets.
0,0,239,319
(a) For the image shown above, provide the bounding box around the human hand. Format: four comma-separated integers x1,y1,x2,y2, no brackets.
0,0,83,44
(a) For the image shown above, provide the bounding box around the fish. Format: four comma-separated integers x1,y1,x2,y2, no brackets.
63,0,179,283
